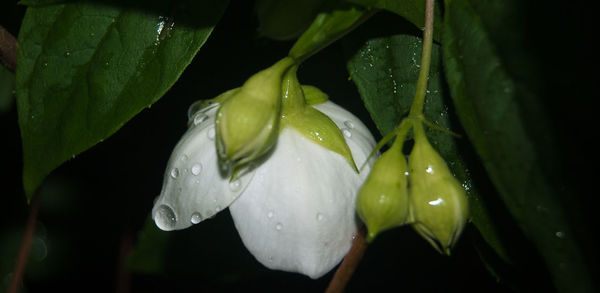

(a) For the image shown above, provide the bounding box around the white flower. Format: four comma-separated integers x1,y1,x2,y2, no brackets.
152,100,375,278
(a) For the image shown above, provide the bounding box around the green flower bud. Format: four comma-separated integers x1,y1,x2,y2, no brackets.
215,57,295,174
408,123,468,255
356,138,409,241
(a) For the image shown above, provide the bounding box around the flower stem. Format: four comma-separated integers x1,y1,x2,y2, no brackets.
408,0,435,118
325,226,368,293
0,25,17,73
8,191,41,293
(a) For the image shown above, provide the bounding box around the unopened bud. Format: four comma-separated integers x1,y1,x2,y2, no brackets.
408,123,468,254
356,139,409,241
215,57,295,174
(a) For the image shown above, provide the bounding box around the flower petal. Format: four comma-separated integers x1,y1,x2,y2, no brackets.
229,102,375,278
152,104,253,231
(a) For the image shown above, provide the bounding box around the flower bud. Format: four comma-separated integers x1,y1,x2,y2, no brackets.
215,57,295,174
408,124,468,254
356,139,409,241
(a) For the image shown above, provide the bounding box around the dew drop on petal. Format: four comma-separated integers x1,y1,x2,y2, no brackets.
170,168,179,179
179,154,188,161
316,213,324,221
229,180,241,192
207,127,216,140
191,163,202,176
275,223,283,231
154,205,177,230
341,128,352,138
267,210,274,219
190,212,202,224
193,113,208,126
216,205,222,212
344,120,355,129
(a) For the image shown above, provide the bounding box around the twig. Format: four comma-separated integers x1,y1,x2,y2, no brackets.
325,225,368,293
0,25,18,73
115,230,133,293
8,191,41,293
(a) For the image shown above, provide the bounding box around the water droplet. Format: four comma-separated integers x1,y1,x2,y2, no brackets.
215,205,222,212
229,180,241,192
267,210,274,219
426,166,434,174
207,127,215,140
344,120,355,129
316,213,324,221
555,231,565,238
191,163,202,175
190,212,202,224
64,51,71,57
275,223,283,231
179,154,188,161
170,168,179,179
193,113,208,126
154,205,177,230
341,128,352,138
428,198,443,206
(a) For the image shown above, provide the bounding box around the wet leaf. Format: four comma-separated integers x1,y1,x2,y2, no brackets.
16,0,227,199
442,0,593,292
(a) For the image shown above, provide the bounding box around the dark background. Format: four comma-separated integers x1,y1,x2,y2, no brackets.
1,0,595,292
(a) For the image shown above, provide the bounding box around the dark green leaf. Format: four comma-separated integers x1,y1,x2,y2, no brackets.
345,23,509,262
255,0,325,40
16,0,228,199
18,0,68,5
344,0,442,41
442,0,592,292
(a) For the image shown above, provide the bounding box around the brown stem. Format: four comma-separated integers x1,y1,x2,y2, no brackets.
0,25,18,73
325,225,368,293
115,230,133,293
8,191,41,293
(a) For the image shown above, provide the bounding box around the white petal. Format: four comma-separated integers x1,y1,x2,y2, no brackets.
229,102,375,278
152,104,253,231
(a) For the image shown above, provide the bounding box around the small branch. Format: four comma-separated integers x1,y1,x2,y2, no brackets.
0,25,18,73
8,191,41,293
408,0,435,117
115,230,133,293
325,226,368,293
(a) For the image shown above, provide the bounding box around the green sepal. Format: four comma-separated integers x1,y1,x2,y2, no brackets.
285,106,358,172
280,66,357,171
301,85,329,105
